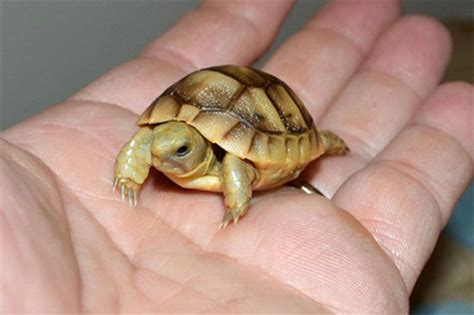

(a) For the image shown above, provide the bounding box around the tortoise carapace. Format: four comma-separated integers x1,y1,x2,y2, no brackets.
113,65,348,228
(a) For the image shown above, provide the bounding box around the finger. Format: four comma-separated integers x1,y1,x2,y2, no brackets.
71,0,295,113
333,82,474,290
307,15,452,195
142,0,295,68
263,0,401,118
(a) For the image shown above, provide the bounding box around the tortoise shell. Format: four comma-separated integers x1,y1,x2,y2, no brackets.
136,65,324,182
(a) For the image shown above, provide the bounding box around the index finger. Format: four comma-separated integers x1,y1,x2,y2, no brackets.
71,0,295,113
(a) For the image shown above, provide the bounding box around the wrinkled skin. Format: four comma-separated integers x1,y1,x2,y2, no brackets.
1,0,472,313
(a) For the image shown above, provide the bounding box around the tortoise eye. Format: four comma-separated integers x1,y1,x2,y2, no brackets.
176,145,190,157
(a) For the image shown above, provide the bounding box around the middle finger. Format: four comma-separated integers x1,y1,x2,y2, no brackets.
310,15,452,195
263,0,401,119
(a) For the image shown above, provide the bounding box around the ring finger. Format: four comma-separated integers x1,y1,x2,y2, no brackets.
307,15,452,195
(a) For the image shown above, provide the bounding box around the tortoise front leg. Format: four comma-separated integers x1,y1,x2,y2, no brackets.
221,153,257,228
114,127,153,206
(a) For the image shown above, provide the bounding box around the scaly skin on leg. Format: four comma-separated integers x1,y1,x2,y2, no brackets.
320,130,350,155
114,127,153,206
221,153,257,228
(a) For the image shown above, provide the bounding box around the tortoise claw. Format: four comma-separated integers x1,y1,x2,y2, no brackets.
127,188,138,207
112,177,119,191
219,219,231,230
120,182,126,203
113,176,141,207
128,189,133,207
219,208,243,229
219,213,232,229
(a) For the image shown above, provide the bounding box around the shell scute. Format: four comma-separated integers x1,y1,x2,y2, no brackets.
209,65,267,87
246,133,269,165
174,70,241,110
139,95,181,125
219,122,256,158
285,136,300,167
266,84,309,133
176,104,201,123
232,87,286,133
284,85,314,127
190,111,240,142
267,135,286,163
298,134,311,164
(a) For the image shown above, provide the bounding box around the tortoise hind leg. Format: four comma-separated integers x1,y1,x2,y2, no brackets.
220,153,257,228
286,130,349,198
320,130,350,155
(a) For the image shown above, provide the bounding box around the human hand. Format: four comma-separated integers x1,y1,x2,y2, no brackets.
1,0,472,312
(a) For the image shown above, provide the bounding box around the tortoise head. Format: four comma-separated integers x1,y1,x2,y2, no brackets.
151,121,210,177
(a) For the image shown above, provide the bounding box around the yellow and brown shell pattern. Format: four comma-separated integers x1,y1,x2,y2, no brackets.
136,65,325,188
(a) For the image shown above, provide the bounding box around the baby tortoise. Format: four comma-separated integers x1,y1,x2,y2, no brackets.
113,65,348,228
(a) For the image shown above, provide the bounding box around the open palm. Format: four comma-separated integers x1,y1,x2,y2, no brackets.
1,1,472,313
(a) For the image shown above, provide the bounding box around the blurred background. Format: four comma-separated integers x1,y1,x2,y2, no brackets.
1,0,472,313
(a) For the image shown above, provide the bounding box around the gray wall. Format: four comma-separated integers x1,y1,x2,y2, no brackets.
1,0,472,129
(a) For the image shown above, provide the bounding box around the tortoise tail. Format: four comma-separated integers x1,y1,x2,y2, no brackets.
319,130,350,155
